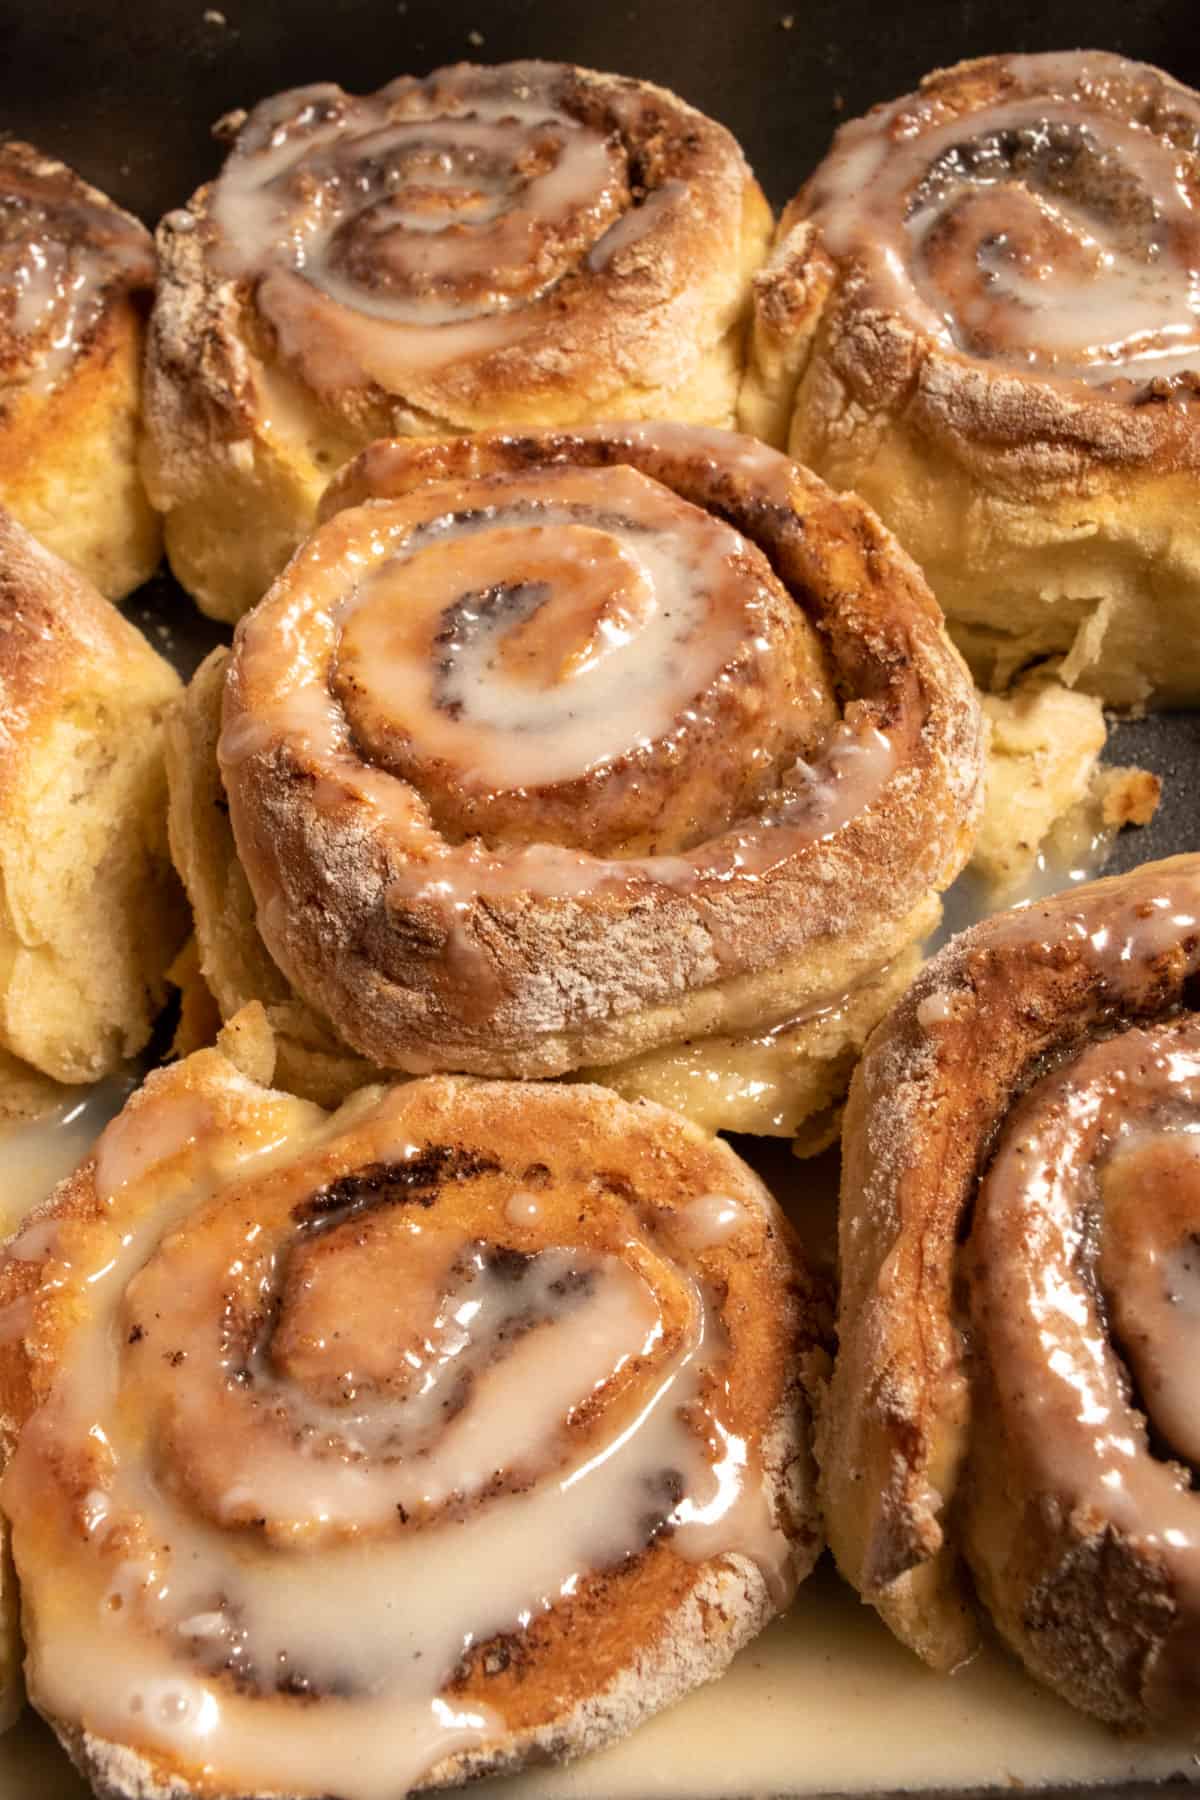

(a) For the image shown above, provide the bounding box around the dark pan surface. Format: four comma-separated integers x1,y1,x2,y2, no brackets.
2,0,1199,218
1,0,1199,1794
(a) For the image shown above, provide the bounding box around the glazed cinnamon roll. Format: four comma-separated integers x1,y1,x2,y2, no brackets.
165,422,983,1141
825,854,1200,1724
143,62,773,622
0,510,185,1098
0,1028,824,1796
0,143,160,600
742,52,1200,706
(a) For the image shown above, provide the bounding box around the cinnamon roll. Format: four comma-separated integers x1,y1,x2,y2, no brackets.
742,52,1200,707
143,62,773,622
0,510,185,1096
0,1029,824,1796
165,422,983,1142
0,143,160,600
825,853,1200,1724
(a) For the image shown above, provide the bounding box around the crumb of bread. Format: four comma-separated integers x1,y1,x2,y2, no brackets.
1094,764,1162,829
971,672,1159,901
216,1002,278,1088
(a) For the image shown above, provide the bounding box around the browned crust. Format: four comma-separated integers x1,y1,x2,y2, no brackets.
0,141,153,391
163,646,382,1106
823,853,1200,1720
220,423,983,1078
0,1050,826,1797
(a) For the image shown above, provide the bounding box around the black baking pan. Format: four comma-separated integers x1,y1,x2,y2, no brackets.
1,0,1199,1795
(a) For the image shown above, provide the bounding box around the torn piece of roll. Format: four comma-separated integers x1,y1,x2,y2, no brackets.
0,1029,825,1797
824,854,1200,1725
143,61,774,621
742,52,1200,706
167,422,983,1141
0,510,185,1098
0,142,161,599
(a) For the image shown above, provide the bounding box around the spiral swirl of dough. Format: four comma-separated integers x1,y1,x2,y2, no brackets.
0,1045,821,1799
825,855,1200,1724
215,422,982,1080
804,51,1200,389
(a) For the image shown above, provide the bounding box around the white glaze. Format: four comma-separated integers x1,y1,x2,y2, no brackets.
0,1077,133,1240
330,470,762,790
671,1193,748,1249
221,448,899,958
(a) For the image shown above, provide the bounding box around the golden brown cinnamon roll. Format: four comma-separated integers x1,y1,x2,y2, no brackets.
0,1030,824,1796
165,422,983,1140
143,62,773,622
0,143,160,600
742,52,1200,707
826,853,1200,1724
0,511,185,1097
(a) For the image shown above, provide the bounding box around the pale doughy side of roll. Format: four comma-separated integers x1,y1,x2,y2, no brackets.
0,142,161,600
144,63,773,621
582,920,930,1149
0,512,185,1084
164,649,381,1106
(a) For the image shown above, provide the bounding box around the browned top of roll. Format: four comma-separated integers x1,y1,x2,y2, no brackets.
765,51,1200,469
825,853,1200,1721
0,141,154,408
216,422,983,1078
0,1045,823,1798
152,61,770,432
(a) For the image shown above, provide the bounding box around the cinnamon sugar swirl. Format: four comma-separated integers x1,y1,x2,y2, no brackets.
165,423,983,1140
143,62,773,622
825,854,1200,1724
0,143,160,600
0,1033,824,1797
742,52,1200,706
